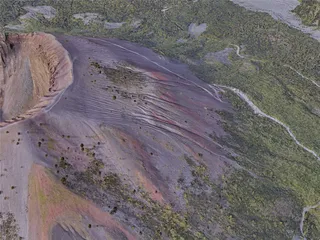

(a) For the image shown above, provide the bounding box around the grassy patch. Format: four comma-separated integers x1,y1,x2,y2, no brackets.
0,212,22,240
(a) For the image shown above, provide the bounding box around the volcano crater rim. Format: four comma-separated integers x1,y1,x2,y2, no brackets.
0,32,73,128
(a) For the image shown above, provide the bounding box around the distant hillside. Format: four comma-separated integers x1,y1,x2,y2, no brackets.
293,0,320,27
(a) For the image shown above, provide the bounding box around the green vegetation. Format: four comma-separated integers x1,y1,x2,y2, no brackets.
90,61,145,87
103,66,145,87
214,91,320,238
303,208,320,239
0,212,23,240
0,0,27,29
58,156,70,169
293,0,320,27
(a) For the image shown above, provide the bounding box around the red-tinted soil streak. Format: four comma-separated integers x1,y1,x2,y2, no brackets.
135,170,165,204
152,115,220,159
159,89,175,101
111,128,166,204
28,164,136,240
114,129,151,161
159,94,185,110
151,110,177,126
158,88,204,124
179,94,207,121
150,71,169,81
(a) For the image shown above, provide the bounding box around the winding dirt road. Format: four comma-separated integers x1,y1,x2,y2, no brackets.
212,84,320,161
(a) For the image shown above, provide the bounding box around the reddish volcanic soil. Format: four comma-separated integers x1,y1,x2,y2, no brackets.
0,33,235,239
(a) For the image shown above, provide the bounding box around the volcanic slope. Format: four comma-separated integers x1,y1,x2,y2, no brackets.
0,34,236,239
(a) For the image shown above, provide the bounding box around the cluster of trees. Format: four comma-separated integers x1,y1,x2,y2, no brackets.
0,0,32,28
35,0,133,29
293,0,320,27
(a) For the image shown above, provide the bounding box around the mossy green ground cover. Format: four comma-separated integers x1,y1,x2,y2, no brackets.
293,0,320,28
1,0,320,238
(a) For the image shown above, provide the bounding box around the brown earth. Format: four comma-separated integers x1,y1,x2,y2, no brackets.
0,33,72,127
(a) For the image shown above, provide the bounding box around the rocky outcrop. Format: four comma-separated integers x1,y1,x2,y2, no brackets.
188,23,207,38
73,13,103,25
5,6,57,31
20,6,57,21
